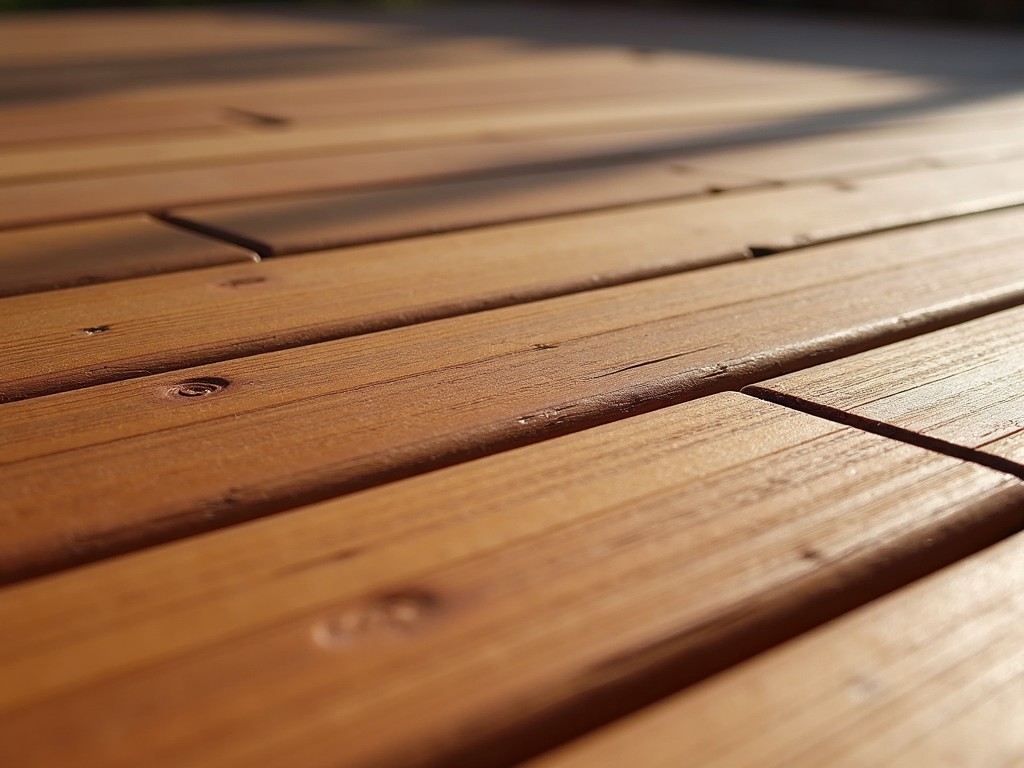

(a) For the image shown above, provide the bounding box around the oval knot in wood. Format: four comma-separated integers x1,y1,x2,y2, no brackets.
171,377,230,398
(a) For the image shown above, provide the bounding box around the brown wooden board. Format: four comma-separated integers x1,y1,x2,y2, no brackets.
229,70,923,122
168,157,1024,256
0,394,1021,768
6,121,1024,228
8,102,1024,187
527,530,1024,768
0,215,257,297
5,206,1024,402
0,155,757,232
0,119,742,185
4,220,1024,579
0,83,937,192
746,304,1024,476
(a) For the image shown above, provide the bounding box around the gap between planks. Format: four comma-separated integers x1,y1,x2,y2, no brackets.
5,217,1024,581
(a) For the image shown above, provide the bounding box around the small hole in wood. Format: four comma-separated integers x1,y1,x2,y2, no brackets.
171,377,230,398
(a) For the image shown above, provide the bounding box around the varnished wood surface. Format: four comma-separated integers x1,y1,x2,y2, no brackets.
0,215,256,296
1,394,1022,768
167,156,1024,255
165,159,757,255
529,531,1024,768
3,4,1024,767
3,206,1024,401
5,217,1024,580
747,305,1024,474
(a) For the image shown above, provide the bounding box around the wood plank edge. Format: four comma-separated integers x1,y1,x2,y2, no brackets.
392,481,1024,768
743,384,1024,480
0,251,746,403
11,284,1024,583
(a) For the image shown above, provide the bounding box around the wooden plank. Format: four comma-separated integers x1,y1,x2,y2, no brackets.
8,86,1024,188
0,215,257,297
0,103,234,148
5,204,1024,403
0,393,1021,768
745,305,1024,474
528,530,1024,768
169,154,1024,256
0,119,739,185
685,128,1024,180
0,191,756,400
0,154,757,232
6,121,1024,228
0,8,398,65
4,217,1024,579
0,83,937,190
227,67,900,123
165,160,759,255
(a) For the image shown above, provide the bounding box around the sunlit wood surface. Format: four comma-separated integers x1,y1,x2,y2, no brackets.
2,4,1023,766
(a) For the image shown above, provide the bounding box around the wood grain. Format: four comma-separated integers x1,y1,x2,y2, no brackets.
687,126,1024,180
0,215,257,297
232,70,924,123
4,218,1024,579
6,120,1024,228
6,205,1024,402
528,529,1024,768
746,304,1024,474
168,155,1024,256
0,102,233,147
166,159,759,255
0,118,691,186
0,84,935,198
0,393,1021,768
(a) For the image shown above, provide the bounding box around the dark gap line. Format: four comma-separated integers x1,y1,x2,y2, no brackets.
160,192,1024,264
746,199,1024,258
152,211,274,258
10,283,1024,581
2,133,1022,234
743,385,1024,481
9,200,1024,404
437,475,1024,768
220,107,291,128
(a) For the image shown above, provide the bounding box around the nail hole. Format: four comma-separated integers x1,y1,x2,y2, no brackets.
219,275,267,288
170,377,230,398
222,108,290,128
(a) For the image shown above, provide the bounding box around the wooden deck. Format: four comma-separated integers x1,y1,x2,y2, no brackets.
2,3,1024,766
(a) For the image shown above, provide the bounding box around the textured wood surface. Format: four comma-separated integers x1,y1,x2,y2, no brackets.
0,85,937,201
1,394,1021,768
165,159,757,254
4,219,1024,579
169,157,1024,256
529,531,1024,768
4,206,1024,402
5,4,1024,767
0,102,233,147
0,123,747,216
0,215,256,297
747,305,1024,474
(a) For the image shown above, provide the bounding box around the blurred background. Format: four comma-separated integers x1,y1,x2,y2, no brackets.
1,0,1023,23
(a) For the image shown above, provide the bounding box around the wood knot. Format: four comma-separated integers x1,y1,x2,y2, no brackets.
170,377,230,398
219,275,267,288
311,589,440,650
